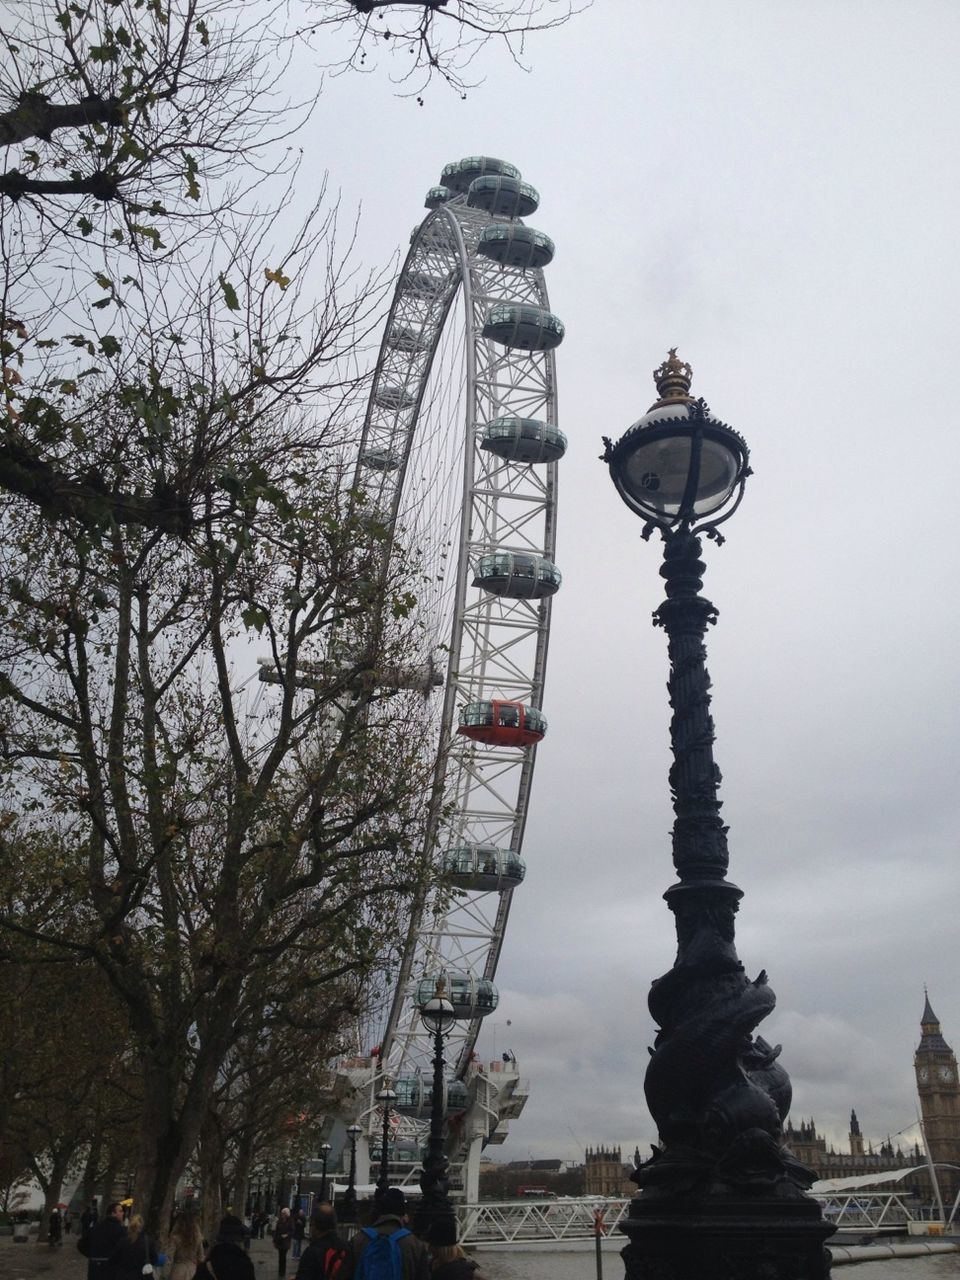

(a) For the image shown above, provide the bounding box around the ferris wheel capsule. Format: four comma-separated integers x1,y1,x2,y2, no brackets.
425,186,454,210
439,155,521,194
375,383,417,411
467,175,540,219
457,700,547,747
476,223,555,270
392,1074,469,1118
416,973,500,1018
473,552,561,599
481,416,568,464
482,304,565,352
443,844,526,891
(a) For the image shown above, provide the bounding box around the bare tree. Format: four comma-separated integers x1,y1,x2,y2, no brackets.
303,0,584,100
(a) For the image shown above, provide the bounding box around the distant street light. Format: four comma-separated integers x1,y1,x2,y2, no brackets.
413,975,458,1243
342,1124,362,1224
319,1143,332,1203
376,1084,399,1196
603,351,831,1280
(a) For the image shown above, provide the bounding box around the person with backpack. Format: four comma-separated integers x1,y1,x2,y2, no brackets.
293,1205,353,1280
351,1189,429,1280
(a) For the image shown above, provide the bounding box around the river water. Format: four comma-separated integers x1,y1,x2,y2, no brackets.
476,1244,960,1280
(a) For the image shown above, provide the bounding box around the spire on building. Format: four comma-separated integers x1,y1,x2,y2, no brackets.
850,1110,861,1136
919,989,952,1052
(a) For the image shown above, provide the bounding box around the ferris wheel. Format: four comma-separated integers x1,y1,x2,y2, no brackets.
337,155,564,1194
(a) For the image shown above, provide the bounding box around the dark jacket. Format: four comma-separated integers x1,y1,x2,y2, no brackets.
86,1217,128,1280
111,1232,158,1280
199,1241,256,1280
351,1218,429,1280
273,1217,293,1252
295,1233,353,1280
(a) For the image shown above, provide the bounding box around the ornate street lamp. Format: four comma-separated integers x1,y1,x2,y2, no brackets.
319,1143,332,1203
413,976,458,1243
342,1124,363,1224
603,351,831,1280
376,1083,399,1196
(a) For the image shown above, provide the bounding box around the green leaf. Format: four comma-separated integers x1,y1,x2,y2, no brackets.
99,335,121,358
91,298,112,310
89,44,118,62
196,17,210,45
77,215,94,236
218,274,240,311
94,273,112,289
240,605,268,634
183,152,200,201
132,224,164,250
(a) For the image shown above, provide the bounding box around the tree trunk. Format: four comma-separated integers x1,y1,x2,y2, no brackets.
231,1126,256,1218
35,1150,68,1242
198,1109,224,1243
81,1131,103,1208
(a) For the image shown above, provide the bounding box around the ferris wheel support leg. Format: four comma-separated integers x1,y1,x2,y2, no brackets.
462,1135,483,1206
355,1136,371,1196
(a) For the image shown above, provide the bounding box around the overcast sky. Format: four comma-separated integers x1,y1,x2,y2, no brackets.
287,1,960,1165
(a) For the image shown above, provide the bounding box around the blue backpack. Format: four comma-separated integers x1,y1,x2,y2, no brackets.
355,1227,410,1280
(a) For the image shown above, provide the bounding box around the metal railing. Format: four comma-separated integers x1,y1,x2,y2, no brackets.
458,1197,630,1244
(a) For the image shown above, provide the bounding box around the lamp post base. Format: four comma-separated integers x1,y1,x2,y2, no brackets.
620,1196,833,1280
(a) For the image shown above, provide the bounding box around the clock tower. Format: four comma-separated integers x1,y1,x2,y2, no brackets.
916,993,960,1195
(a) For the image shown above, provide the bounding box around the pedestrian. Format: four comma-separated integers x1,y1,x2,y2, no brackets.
168,1211,205,1280
424,1216,484,1280
65,1210,73,1235
293,1205,352,1280
110,1214,158,1280
293,1210,306,1260
196,1215,254,1280
49,1207,63,1247
273,1207,293,1278
352,1189,429,1280
80,1200,99,1245
84,1201,127,1280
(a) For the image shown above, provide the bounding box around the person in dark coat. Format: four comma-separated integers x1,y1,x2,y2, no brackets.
293,1205,352,1280
110,1214,158,1280
292,1210,306,1260
85,1202,127,1280
423,1215,485,1280
80,1201,99,1244
196,1214,255,1280
273,1208,293,1279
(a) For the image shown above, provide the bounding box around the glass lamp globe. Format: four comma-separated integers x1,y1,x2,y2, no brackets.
420,976,457,1034
606,350,750,532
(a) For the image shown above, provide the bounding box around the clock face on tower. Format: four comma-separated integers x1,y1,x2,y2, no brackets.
938,1065,955,1083
919,1067,929,1082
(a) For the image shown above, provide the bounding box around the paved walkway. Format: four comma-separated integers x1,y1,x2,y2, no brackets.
0,1235,285,1280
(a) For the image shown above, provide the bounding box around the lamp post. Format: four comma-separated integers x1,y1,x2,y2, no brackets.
342,1124,362,1224
413,975,458,1243
603,352,832,1280
319,1143,332,1203
376,1084,399,1196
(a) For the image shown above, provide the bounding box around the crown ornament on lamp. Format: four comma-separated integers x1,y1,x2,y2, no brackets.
651,348,694,406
